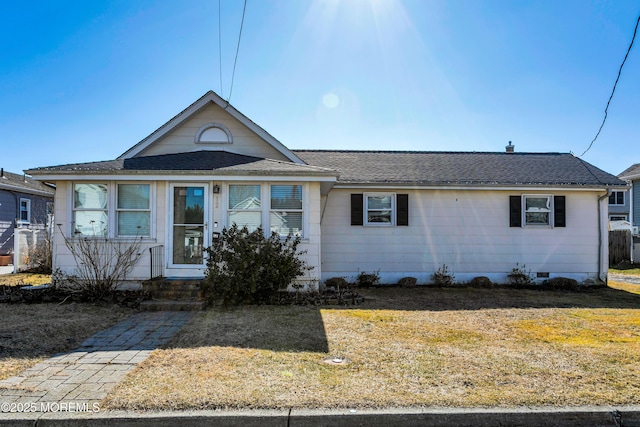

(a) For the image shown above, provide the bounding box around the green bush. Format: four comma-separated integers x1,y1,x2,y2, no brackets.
204,224,311,305
356,270,380,287
432,264,456,286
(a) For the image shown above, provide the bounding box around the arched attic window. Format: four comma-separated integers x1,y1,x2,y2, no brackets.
195,123,233,145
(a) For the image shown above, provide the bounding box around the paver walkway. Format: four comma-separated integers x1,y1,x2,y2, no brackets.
0,311,193,411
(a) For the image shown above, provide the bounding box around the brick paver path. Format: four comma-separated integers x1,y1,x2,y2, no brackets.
0,311,193,411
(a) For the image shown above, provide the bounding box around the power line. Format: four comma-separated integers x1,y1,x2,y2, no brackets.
227,0,247,104
580,13,640,157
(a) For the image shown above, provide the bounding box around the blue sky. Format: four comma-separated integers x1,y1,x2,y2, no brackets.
1,0,639,176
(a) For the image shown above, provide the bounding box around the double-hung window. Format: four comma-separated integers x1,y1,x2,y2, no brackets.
228,184,262,232
270,185,303,236
510,195,565,228
19,198,31,224
365,193,394,225
73,182,152,237
73,184,109,236
117,184,151,237
524,195,552,226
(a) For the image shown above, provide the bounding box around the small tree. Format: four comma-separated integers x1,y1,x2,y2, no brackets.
204,224,311,305
56,224,143,300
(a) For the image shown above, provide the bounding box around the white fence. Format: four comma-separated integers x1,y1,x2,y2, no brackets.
13,225,49,272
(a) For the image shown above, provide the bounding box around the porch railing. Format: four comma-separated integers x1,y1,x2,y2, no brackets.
149,245,164,280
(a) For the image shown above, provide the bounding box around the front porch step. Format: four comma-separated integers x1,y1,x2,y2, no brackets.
141,278,207,311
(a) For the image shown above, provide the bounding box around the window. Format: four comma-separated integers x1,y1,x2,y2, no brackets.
609,191,625,206
366,193,394,225
509,195,565,228
73,184,108,236
524,195,552,226
351,193,409,226
228,184,262,232
117,184,151,236
610,215,628,221
73,182,152,237
270,185,303,236
19,198,31,223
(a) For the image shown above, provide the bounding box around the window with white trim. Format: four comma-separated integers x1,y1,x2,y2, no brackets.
19,198,31,224
228,184,262,232
524,195,552,226
365,193,395,225
270,185,303,236
608,191,625,206
73,184,108,236
609,215,628,221
117,184,151,237
73,182,152,237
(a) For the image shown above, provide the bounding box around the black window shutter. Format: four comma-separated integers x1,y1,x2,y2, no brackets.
397,194,409,226
509,196,521,227
351,194,364,226
554,196,566,227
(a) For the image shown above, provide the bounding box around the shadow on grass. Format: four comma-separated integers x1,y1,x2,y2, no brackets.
165,304,330,353
164,285,640,354
353,285,640,311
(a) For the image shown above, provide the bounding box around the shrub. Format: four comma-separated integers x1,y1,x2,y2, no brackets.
356,270,380,287
204,224,311,305
56,225,143,301
324,277,348,290
507,263,533,285
398,277,417,288
543,277,579,291
432,264,455,286
468,276,494,288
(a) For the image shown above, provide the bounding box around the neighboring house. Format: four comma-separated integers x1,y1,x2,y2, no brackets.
26,91,627,286
618,164,640,259
0,168,55,266
607,186,630,223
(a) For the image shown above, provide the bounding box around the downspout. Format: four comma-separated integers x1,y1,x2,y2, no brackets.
598,190,611,283
629,180,634,263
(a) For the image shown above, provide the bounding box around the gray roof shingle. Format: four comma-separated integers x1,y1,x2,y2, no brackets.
27,151,336,177
293,150,626,187
619,163,640,180
0,169,55,196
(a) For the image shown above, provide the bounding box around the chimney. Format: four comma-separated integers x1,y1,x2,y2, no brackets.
505,141,514,153
0,168,3,178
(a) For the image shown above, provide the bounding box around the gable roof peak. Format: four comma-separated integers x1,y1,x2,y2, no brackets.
119,90,304,164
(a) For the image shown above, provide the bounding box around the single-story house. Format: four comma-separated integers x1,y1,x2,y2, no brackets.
26,91,627,286
0,168,55,269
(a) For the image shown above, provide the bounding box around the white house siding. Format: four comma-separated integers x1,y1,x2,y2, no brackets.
139,103,290,161
320,188,604,285
52,180,322,288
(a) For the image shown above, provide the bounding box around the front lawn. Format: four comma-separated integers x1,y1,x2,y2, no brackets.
0,303,133,381
104,285,640,410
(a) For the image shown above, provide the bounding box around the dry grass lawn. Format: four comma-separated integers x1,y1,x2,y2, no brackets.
104,284,640,410
0,273,51,287
0,303,133,381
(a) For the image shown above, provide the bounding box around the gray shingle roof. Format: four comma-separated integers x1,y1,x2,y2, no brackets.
619,163,640,180
26,151,336,177
293,150,626,187
0,169,55,196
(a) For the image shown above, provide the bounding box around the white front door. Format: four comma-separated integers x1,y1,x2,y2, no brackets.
168,184,209,273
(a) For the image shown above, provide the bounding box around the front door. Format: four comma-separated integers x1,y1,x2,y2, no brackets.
169,184,208,271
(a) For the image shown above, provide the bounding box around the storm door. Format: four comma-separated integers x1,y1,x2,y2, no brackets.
169,184,208,268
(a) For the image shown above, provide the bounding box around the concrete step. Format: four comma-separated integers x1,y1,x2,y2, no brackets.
139,300,206,311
